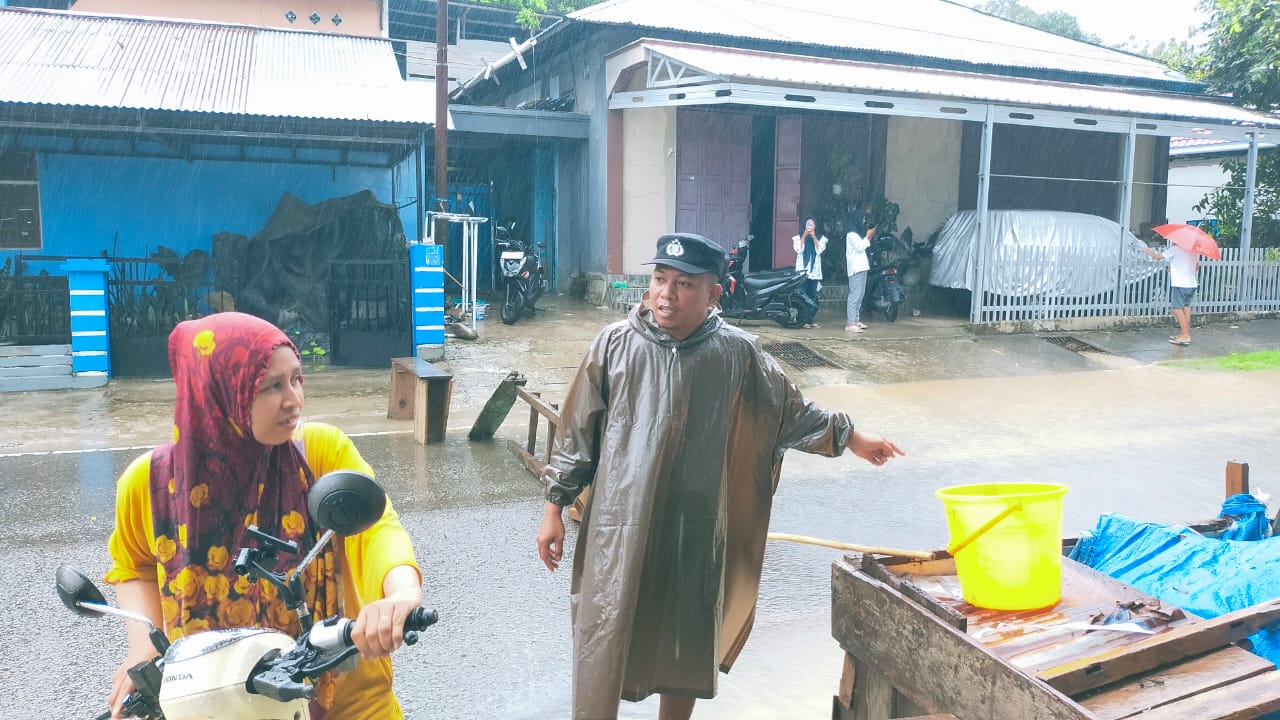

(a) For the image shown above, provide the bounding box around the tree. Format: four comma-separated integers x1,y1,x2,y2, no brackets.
976,0,1102,44
1194,0,1280,112
1185,0,1280,248
475,0,603,31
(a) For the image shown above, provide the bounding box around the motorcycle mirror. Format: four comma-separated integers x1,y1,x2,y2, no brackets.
56,565,109,618
307,471,387,536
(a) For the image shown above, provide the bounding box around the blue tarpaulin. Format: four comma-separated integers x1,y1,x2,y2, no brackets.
1069,495,1280,664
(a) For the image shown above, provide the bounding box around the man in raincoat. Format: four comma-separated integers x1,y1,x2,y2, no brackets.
536,233,904,720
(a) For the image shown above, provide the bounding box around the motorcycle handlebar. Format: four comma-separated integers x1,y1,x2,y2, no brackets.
337,606,439,647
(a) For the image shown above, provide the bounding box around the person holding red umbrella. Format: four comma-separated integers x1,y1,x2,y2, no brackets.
1141,223,1220,346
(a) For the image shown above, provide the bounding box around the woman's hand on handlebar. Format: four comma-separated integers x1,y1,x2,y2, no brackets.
108,648,158,718
350,565,423,660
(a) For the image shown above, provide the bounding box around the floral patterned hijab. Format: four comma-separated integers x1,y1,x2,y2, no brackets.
149,312,340,713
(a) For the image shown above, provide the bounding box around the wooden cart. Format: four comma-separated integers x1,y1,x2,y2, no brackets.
832,540,1280,718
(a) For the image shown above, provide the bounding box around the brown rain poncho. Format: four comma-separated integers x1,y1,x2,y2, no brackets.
543,304,854,719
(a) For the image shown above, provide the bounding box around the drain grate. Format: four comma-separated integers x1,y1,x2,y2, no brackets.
762,341,840,369
1040,335,1112,356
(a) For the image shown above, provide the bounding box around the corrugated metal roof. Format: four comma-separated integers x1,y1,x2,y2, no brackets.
0,7,433,124
1169,137,1277,157
636,40,1277,129
574,0,1186,88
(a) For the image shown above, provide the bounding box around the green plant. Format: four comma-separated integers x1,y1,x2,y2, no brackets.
109,247,214,337
0,257,69,339
869,197,901,237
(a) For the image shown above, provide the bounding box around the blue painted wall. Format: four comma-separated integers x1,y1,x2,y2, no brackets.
29,153,415,261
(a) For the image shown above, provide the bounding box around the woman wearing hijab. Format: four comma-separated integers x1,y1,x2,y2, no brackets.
104,312,422,719
792,216,828,329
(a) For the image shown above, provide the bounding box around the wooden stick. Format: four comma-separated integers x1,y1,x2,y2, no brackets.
766,531,937,560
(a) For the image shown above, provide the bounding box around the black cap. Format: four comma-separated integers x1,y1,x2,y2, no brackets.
643,233,725,277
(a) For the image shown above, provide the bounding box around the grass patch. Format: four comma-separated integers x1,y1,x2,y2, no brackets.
1165,349,1280,371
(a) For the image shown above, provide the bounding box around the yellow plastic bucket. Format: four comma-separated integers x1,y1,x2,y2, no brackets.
935,482,1068,611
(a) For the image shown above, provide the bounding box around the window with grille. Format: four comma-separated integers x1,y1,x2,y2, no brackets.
0,152,41,250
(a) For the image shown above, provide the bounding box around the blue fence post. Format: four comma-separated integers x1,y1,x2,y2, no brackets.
410,243,445,360
60,258,111,383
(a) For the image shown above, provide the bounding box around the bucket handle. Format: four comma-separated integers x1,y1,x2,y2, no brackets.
947,501,1023,556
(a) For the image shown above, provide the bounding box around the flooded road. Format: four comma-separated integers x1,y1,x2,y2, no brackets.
4,362,1278,719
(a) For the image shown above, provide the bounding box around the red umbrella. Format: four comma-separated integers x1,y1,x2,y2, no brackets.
1151,223,1222,260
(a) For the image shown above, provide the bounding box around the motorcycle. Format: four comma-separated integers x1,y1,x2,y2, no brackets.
863,232,904,322
57,470,439,720
717,235,816,329
862,232,934,323
493,222,546,325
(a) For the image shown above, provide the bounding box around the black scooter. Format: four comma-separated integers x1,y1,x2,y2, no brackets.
718,236,814,329
494,222,546,325
863,232,933,322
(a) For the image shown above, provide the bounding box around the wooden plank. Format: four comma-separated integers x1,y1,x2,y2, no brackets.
399,356,451,379
836,653,855,712
507,438,547,479
1130,670,1280,720
861,554,967,631
831,558,1092,720
893,690,931,717
1226,461,1250,498
515,385,561,422
387,360,415,420
1080,647,1275,719
1039,599,1280,697
467,371,527,440
526,393,541,455
852,657,894,720
413,373,429,444
425,376,452,443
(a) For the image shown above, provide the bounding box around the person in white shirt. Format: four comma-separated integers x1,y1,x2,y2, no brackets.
792,216,827,329
844,201,875,333
1143,242,1199,345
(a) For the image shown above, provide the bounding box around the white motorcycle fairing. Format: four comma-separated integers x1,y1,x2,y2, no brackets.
159,627,309,720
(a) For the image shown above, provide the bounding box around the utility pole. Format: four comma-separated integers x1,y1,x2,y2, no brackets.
434,0,449,268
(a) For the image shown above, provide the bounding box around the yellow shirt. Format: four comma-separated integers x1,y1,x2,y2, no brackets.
106,422,420,719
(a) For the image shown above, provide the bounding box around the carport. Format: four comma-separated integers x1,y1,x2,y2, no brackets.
604,38,1280,323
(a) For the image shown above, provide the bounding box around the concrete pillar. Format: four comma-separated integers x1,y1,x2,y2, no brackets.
410,243,445,360
60,258,111,381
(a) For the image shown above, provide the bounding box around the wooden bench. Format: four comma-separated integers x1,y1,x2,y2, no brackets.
387,357,453,444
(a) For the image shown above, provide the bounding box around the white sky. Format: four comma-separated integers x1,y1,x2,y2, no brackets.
953,0,1210,49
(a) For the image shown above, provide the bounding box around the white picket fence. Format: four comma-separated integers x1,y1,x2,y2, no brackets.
976,248,1280,323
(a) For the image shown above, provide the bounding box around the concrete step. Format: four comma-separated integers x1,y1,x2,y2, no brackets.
0,373,107,392
0,343,71,358
0,362,71,378
0,353,73,369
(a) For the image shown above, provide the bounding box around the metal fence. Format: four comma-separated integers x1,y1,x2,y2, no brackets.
327,260,411,367
107,257,217,338
976,248,1280,323
0,271,70,343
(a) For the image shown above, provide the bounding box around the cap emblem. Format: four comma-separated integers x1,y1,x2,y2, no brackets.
665,239,684,257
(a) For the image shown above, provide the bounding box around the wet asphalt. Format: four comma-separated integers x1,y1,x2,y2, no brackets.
3,295,1280,719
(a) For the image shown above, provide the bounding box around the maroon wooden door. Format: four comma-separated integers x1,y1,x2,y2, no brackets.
772,115,802,269
675,109,751,250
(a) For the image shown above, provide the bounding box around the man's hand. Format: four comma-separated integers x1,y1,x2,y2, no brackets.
848,431,904,467
537,502,566,571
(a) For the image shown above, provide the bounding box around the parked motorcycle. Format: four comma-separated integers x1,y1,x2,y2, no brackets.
862,232,933,322
493,222,546,325
57,470,438,720
718,235,815,329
